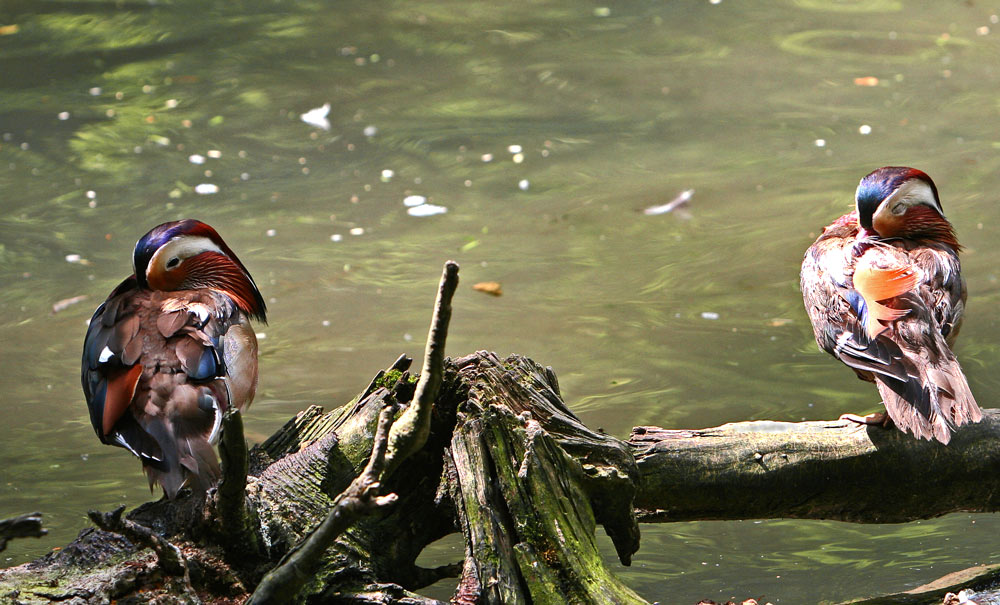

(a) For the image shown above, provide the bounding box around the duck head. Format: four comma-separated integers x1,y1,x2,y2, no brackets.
855,166,958,248
133,219,267,322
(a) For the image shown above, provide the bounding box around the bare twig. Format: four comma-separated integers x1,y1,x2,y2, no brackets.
248,261,460,603
0,512,47,552
247,401,400,604
384,260,460,474
87,505,190,583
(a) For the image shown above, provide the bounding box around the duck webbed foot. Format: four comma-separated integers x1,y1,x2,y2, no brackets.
839,411,891,427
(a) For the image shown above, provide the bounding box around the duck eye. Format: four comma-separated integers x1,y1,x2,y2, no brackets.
891,203,906,215
166,257,180,269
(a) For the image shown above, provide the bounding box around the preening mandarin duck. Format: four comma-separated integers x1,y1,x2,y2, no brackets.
801,167,981,444
82,220,266,497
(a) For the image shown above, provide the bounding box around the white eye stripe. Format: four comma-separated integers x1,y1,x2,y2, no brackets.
879,179,942,217
147,236,224,279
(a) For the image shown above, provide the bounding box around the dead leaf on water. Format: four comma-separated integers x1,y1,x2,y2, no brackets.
0,24,20,36
853,76,879,86
767,318,792,327
473,282,503,297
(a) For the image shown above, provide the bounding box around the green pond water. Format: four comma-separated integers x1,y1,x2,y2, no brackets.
2,0,1000,602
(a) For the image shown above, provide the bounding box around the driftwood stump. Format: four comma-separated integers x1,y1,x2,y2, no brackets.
2,262,1000,603
0,351,645,604
4,350,1000,604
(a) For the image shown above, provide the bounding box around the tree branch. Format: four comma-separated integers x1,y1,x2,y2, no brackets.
87,505,191,585
384,260,460,474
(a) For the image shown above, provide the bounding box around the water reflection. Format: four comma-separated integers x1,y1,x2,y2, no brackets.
2,0,1000,601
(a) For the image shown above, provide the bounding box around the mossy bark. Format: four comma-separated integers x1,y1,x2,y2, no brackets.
0,352,641,604
2,352,1000,604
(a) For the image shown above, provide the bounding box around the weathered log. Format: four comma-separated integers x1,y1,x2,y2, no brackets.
3,258,1000,605
629,412,1000,523
247,401,400,604
448,378,644,604
839,562,1000,604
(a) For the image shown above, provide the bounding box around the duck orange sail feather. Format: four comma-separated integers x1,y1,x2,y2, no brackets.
853,257,918,339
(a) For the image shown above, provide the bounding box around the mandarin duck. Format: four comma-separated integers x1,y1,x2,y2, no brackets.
82,220,266,497
801,167,981,444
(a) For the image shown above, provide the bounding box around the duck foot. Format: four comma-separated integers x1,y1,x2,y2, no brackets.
839,411,891,427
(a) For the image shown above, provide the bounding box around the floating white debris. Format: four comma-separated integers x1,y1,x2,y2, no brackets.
57,111,70,121
481,153,493,162
380,169,394,181
88,87,102,96
350,227,365,235
408,203,448,217
301,103,331,130
363,125,378,137
859,124,872,135
207,149,222,159
322,320,331,327
189,154,206,165
86,190,97,200
594,7,611,16
518,179,530,191
330,234,343,242
814,139,826,147
643,189,694,216
255,332,267,340
194,183,219,194
165,99,178,109
512,153,524,164
403,195,427,207
266,229,276,237
507,144,522,154
52,295,88,314
701,311,720,320
65,254,82,263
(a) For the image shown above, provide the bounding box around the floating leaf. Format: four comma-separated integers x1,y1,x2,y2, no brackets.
473,281,503,296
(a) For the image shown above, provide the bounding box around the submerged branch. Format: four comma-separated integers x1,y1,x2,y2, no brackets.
0,513,46,553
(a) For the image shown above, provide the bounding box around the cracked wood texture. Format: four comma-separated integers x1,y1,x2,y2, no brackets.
2,352,999,604
0,352,641,604
629,411,1000,524
447,352,644,605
